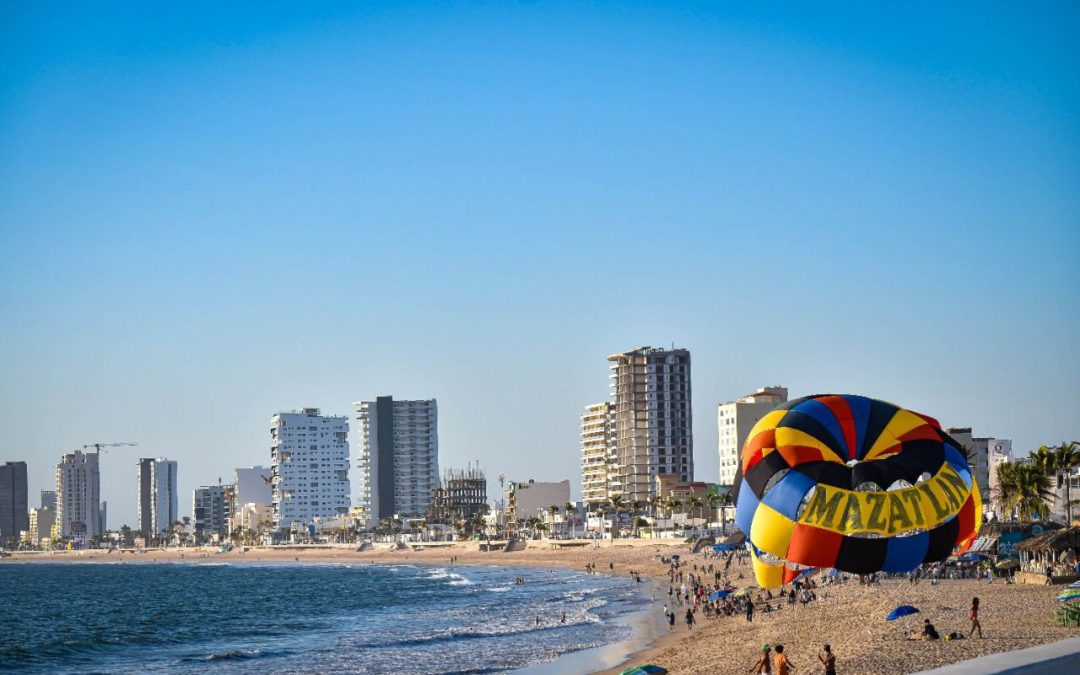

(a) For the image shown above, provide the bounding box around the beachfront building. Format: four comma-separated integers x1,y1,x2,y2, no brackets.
506,479,571,523
193,485,229,540
427,466,488,527
581,402,616,506
270,408,351,530
717,386,788,486
137,458,178,542
0,461,29,545
231,466,272,531
40,490,56,511
607,347,694,504
355,397,438,527
55,450,102,539
946,428,993,504
28,506,55,547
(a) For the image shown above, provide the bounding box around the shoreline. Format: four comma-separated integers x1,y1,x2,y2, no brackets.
5,541,1078,674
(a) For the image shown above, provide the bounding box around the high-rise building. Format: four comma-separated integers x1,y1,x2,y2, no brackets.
0,461,29,544
193,485,228,539
355,397,438,526
580,402,616,505
270,408,351,528
607,347,693,503
40,490,56,511
717,386,788,486
137,458,178,541
55,451,102,539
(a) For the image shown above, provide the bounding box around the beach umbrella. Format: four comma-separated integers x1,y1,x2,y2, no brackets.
1068,580,1080,589
1057,589,1080,601
620,665,668,675
708,589,733,602
995,559,1020,570
886,605,920,621
958,553,990,562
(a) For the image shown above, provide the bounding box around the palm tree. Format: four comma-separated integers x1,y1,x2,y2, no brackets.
687,496,704,536
1052,441,1080,523
607,495,624,537
564,502,576,538
548,505,560,536
995,462,1055,521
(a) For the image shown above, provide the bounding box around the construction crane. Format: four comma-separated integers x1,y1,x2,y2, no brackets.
83,442,138,454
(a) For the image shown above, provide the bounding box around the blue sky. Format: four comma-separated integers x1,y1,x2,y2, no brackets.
2,2,1077,527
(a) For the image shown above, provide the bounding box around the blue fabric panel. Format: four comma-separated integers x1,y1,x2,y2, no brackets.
882,532,930,573
943,445,971,486
791,398,850,460
735,479,760,535
761,469,817,520
844,395,872,461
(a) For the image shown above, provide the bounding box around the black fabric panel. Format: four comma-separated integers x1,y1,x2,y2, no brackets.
924,517,961,563
851,461,901,489
795,461,853,490
745,451,790,498
883,452,935,485
895,439,946,476
835,536,889,574
860,399,900,457
779,409,847,457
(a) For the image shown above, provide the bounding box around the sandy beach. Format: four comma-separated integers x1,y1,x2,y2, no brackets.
5,540,1076,674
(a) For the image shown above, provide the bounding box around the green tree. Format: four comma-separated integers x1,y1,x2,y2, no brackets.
995,462,1055,521
1052,441,1080,523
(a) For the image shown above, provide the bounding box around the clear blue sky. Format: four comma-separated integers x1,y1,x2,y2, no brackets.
2,2,1077,527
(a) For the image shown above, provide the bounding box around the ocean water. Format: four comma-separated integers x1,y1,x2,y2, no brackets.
0,562,647,674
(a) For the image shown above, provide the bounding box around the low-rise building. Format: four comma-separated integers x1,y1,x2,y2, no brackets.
506,479,571,523
428,467,488,526
28,506,55,547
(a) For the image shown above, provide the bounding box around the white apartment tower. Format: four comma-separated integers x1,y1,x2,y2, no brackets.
355,397,439,526
607,347,693,504
581,402,616,505
55,450,102,538
137,458,178,541
717,386,788,486
270,408,351,529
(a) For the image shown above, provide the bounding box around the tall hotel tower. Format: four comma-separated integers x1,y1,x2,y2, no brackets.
136,458,178,541
355,397,438,527
606,346,693,503
55,450,102,538
270,408,351,528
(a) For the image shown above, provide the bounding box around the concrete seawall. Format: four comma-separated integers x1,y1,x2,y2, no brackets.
915,638,1080,674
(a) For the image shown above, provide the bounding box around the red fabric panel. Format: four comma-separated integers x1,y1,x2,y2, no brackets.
818,395,856,460
787,523,842,569
742,429,775,473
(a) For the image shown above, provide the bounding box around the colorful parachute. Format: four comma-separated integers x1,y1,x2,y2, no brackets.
733,394,981,588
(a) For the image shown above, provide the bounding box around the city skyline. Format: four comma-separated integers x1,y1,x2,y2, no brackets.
2,4,1078,528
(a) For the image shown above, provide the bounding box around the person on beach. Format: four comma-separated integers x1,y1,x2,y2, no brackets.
685,607,695,630
773,645,795,675
749,645,772,674
819,644,835,675
968,597,983,638
912,619,940,640
667,610,675,632
746,600,754,622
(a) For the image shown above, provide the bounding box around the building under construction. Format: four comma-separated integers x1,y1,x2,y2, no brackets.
427,466,488,524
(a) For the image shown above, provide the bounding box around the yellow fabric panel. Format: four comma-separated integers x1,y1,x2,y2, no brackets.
751,548,785,590
796,464,971,536
747,409,786,441
864,409,926,459
971,476,983,533
773,427,846,464
750,503,795,559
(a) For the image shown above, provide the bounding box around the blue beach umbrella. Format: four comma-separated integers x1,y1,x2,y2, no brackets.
1057,589,1080,602
887,605,920,621
958,553,990,562
708,589,733,602
621,665,668,675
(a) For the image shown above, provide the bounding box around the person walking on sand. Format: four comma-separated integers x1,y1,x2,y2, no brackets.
746,599,754,622
819,644,835,675
968,597,983,638
667,610,675,632
749,645,772,674
685,608,695,630
773,645,796,675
